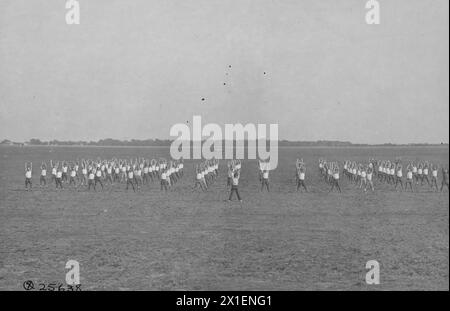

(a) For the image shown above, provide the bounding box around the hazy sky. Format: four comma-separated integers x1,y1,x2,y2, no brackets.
0,0,448,144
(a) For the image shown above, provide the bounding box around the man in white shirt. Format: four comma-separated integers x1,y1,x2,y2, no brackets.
25,162,32,191
228,170,242,203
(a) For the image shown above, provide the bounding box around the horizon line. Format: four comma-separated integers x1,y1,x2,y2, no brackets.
1,138,448,146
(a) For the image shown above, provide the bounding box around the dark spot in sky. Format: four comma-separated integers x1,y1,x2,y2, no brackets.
228,65,232,68
201,98,205,101
263,72,266,75
223,83,226,85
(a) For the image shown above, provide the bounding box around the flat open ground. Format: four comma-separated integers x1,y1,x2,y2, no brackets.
0,146,448,290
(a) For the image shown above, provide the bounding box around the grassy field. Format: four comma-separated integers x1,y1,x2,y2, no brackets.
0,145,448,290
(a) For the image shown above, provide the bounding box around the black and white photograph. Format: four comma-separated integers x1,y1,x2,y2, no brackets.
0,0,448,299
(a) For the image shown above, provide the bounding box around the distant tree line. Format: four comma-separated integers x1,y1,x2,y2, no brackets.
23,138,172,146
0,138,447,147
